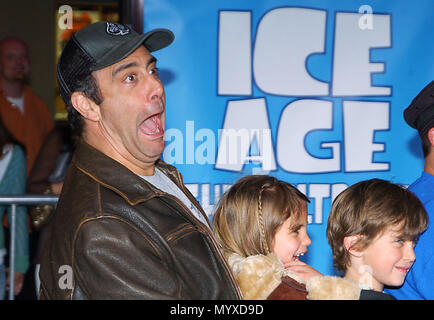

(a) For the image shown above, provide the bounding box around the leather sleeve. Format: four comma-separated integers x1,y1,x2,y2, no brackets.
27,128,63,193
73,216,182,299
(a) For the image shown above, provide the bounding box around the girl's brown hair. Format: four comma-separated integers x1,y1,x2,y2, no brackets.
213,175,309,258
326,178,428,273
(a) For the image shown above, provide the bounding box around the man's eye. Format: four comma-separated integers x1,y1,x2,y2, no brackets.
125,74,136,82
149,67,160,75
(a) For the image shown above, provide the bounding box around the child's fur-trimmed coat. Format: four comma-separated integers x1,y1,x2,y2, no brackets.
227,253,362,300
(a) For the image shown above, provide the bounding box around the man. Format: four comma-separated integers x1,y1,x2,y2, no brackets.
0,37,53,175
39,21,241,299
386,80,434,299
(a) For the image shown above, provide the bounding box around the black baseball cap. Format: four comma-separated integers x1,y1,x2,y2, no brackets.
57,21,174,104
404,80,434,137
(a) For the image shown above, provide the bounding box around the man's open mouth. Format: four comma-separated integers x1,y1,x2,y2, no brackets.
141,113,163,136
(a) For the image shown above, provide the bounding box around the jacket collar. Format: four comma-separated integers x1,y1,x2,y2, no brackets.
72,140,179,205
226,253,283,300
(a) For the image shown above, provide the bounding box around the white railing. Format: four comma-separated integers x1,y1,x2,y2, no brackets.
0,195,59,300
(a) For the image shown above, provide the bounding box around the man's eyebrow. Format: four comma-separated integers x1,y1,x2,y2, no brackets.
111,56,157,77
148,56,157,67
112,62,138,77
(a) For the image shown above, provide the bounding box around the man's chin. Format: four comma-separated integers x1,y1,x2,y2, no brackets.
144,144,165,162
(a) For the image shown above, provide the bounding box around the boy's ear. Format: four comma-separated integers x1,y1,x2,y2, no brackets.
70,92,101,122
343,235,363,257
428,127,434,147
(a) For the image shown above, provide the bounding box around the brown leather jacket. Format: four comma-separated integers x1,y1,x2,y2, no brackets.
39,141,242,300
267,276,308,300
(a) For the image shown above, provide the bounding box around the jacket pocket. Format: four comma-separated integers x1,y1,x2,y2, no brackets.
165,222,198,244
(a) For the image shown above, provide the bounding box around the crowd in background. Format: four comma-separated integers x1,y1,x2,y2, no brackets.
0,36,69,299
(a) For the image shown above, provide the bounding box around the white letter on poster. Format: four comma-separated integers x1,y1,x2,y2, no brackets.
277,99,340,173
218,11,251,95
343,101,389,171
309,184,330,224
332,12,391,96
216,98,276,172
254,8,328,96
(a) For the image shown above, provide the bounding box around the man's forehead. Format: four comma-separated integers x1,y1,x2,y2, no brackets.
91,46,156,84
0,38,28,52
99,45,153,71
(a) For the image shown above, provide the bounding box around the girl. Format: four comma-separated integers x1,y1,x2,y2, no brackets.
213,175,360,300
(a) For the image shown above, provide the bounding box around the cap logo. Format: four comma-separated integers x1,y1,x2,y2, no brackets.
106,22,130,36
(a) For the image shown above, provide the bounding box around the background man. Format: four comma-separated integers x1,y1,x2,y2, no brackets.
0,37,53,175
386,80,434,299
39,21,241,299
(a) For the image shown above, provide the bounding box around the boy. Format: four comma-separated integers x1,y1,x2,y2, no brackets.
326,179,428,300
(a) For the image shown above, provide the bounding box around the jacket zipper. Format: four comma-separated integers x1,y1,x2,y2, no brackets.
171,170,243,299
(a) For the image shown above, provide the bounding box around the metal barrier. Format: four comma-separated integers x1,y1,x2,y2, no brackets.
0,195,59,300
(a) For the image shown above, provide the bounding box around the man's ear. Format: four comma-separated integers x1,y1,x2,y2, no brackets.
343,235,363,258
70,92,100,122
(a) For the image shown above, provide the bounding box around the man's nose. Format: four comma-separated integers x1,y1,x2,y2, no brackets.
147,76,164,102
12,56,27,66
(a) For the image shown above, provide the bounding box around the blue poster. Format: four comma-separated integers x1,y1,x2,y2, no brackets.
144,0,434,275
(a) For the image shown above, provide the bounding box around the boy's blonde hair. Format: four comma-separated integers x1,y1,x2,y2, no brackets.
213,175,309,258
327,179,428,273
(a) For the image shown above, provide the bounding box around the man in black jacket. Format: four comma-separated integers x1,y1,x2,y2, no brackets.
39,21,241,299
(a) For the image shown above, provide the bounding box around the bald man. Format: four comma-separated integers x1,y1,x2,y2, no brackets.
0,37,53,175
